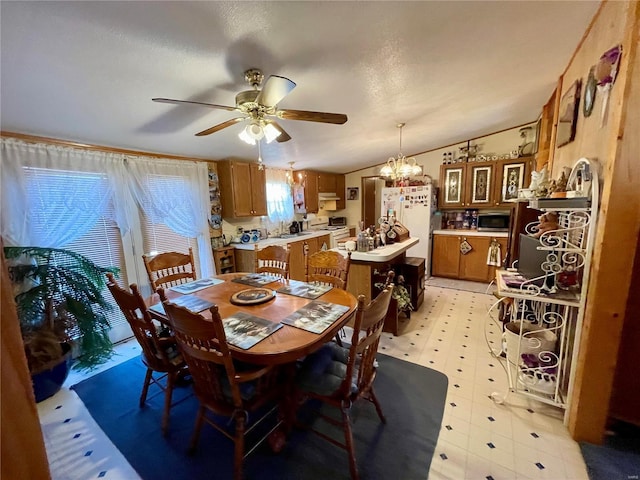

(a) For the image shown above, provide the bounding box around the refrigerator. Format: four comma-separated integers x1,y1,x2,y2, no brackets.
380,185,436,277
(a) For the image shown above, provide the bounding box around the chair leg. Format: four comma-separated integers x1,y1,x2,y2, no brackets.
369,387,386,424
234,413,246,480
188,406,205,454
161,371,176,436
139,368,153,407
341,403,359,480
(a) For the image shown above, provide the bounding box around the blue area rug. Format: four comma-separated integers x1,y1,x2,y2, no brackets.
580,422,640,480
72,353,448,480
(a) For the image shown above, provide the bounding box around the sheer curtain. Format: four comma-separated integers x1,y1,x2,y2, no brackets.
125,156,214,277
0,139,129,247
265,168,294,224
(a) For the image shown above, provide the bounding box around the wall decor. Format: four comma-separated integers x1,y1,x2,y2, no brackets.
595,44,622,126
556,79,582,148
347,187,359,200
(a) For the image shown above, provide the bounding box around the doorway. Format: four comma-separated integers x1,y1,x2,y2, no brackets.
361,176,387,229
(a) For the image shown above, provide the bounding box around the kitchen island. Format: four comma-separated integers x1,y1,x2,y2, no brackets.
332,237,419,303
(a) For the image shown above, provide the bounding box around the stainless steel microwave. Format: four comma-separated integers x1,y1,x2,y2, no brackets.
477,213,510,232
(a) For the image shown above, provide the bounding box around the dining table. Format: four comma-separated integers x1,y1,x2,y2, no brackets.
147,272,358,366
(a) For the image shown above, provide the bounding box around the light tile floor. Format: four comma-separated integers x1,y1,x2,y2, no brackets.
37,280,589,479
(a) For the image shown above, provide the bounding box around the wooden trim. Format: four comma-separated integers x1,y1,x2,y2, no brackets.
568,0,640,443
0,131,216,163
343,120,538,175
547,77,563,175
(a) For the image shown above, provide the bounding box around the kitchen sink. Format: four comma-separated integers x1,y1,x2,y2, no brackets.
278,232,311,239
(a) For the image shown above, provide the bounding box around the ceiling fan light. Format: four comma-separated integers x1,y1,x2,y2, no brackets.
238,129,256,145
411,163,422,175
263,123,282,143
399,162,413,177
380,164,394,177
246,122,264,140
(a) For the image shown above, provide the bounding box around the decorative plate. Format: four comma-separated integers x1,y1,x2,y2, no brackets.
230,288,276,306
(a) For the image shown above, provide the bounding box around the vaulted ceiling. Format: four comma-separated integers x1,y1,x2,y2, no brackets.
0,1,599,173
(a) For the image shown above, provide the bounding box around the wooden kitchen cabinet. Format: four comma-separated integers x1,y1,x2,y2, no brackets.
439,162,495,209
318,172,337,193
294,170,319,213
336,174,346,210
492,156,533,207
218,160,267,217
432,233,507,282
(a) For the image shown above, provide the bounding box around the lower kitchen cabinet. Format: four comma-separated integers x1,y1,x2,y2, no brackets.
432,233,507,282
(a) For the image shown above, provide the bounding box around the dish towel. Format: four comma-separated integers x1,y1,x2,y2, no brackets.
487,240,502,266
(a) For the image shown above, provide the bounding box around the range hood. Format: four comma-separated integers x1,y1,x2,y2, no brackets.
318,192,341,201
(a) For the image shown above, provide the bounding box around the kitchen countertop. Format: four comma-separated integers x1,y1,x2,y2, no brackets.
433,229,509,237
231,230,333,250
330,237,419,262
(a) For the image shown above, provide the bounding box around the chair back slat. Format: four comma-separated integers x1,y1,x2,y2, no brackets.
255,244,290,279
305,247,351,290
143,248,196,291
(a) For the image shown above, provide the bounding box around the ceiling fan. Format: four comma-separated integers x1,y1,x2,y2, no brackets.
152,68,348,144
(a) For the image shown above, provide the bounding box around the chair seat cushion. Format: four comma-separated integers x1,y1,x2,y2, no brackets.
296,342,357,396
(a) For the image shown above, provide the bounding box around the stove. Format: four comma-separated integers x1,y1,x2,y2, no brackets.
307,216,350,247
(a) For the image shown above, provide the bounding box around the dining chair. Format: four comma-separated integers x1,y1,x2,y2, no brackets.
142,247,196,291
293,282,394,480
304,246,351,290
255,244,290,279
158,289,284,480
105,273,187,436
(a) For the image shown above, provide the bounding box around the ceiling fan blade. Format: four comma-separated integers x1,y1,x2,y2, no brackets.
195,117,246,136
270,122,292,143
152,98,237,112
255,75,296,107
277,109,348,125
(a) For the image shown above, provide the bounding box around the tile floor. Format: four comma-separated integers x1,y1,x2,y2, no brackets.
37,280,589,479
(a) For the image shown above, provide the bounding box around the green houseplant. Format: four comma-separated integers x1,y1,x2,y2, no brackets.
5,246,118,390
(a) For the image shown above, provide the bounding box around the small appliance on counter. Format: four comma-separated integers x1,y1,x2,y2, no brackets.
289,222,300,234
328,216,347,227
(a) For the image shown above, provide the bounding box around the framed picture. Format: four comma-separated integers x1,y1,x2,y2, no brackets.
444,168,463,204
470,165,491,203
347,187,359,200
557,79,582,147
501,163,525,202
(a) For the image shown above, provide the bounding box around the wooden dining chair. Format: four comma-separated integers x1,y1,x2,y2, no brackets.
293,283,394,480
304,245,352,290
255,244,290,279
158,289,284,480
105,273,187,436
142,247,196,291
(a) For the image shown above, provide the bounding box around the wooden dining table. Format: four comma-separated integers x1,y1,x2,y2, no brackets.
147,272,358,366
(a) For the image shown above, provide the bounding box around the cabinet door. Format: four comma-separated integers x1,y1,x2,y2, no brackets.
288,240,306,281
230,162,253,216
249,163,267,216
305,236,320,256
458,236,491,282
317,172,337,193
464,163,495,208
335,174,346,210
431,234,461,278
493,157,532,207
317,234,331,250
305,172,319,213
439,165,466,208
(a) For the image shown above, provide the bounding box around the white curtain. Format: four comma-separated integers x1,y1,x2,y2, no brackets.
265,168,294,223
0,139,128,247
125,156,214,277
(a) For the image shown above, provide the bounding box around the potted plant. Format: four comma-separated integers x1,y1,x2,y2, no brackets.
4,246,118,401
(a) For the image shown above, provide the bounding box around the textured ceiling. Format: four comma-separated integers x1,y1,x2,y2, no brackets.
0,1,599,173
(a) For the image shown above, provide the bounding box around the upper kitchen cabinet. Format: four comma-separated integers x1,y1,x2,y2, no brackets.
294,170,319,214
335,174,346,210
439,162,495,209
492,156,533,207
318,172,337,193
218,160,267,217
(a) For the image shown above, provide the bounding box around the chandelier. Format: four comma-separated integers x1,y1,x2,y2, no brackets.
286,161,296,186
380,123,422,182
238,120,282,145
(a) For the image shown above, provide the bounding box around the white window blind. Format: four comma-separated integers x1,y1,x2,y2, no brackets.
22,167,132,343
